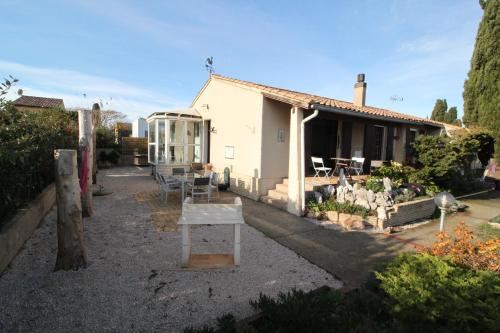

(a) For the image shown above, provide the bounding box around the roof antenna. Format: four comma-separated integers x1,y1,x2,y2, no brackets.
205,56,214,77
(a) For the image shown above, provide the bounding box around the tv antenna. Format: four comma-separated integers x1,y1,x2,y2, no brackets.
205,56,214,77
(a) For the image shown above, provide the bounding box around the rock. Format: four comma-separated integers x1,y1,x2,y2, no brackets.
377,206,387,220
353,183,362,191
354,188,368,201
325,185,335,198
345,192,355,203
383,177,392,192
369,202,378,210
338,169,347,186
314,191,323,204
355,199,370,210
367,190,375,203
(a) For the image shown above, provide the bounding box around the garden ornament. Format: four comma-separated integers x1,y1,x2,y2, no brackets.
434,192,456,232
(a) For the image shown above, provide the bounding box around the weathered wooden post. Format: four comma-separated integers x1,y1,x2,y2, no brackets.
79,109,93,217
54,149,88,271
91,103,100,184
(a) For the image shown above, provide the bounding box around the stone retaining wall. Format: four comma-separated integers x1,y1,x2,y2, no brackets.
384,197,436,228
0,184,55,274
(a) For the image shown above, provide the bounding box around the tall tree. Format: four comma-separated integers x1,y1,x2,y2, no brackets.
431,99,447,122
463,0,499,158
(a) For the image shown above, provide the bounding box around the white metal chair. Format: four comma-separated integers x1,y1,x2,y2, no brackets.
209,171,220,201
311,157,332,178
186,177,211,203
159,174,181,203
350,157,365,175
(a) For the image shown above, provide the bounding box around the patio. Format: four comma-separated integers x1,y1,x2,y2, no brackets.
0,166,340,332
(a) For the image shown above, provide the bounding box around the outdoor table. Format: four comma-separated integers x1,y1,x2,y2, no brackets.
178,197,245,268
172,173,202,201
331,157,354,175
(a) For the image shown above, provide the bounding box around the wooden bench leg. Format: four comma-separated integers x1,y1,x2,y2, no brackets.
181,224,191,267
233,224,241,266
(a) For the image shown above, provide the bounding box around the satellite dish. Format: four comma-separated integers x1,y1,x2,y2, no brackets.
17,88,23,96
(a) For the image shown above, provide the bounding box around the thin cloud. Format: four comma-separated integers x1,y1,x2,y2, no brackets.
0,60,188,118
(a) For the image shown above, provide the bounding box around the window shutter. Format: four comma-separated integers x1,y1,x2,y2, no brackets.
386,126,394,161
341,121,352,158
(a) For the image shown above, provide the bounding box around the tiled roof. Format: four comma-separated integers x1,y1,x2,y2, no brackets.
211,74,443,127
13,95,64,108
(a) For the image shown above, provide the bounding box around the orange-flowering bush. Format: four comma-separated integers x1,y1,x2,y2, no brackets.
425,222,499,272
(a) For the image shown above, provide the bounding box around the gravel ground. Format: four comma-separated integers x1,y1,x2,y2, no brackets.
0,166,341,333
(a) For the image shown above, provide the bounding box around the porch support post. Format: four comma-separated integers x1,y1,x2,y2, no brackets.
287,106,303,215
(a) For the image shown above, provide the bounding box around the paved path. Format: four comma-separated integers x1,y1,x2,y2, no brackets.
241,190,500,290
240,199,413,290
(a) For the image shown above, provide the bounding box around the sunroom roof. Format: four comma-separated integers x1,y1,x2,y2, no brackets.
147,108,201,119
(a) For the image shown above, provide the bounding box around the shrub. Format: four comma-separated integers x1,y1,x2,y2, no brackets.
426,222,499,272
96,126,119,149
372,161,414,187
411,132,495,195
376,253,500,332
365,177,384,193
0,104,78,222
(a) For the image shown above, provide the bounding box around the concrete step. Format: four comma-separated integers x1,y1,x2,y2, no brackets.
260,195,287,211
267,189,288,201
282,178,289,185
275,183,288,193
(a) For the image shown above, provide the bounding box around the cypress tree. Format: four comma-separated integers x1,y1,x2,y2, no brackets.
431,99,448,122
463,0,499,158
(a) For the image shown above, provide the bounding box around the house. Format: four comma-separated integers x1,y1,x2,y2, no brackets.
132,118,148,138
148,74,444,216
13,95,65,111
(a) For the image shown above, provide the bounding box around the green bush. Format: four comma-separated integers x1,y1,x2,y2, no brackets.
376,253,500,332
0,104,78,222
372,161,414,187
306,200,372,218
96,126,119,149
365,177,385,193
411,131,494,195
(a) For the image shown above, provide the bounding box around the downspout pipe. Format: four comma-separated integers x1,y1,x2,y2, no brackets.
300,109,319,214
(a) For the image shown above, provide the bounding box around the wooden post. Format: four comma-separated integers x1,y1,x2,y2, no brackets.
91,103,100,184
79,109,93,217
54,149,88,271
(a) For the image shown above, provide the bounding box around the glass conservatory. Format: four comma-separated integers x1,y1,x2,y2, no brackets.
146,109,204,165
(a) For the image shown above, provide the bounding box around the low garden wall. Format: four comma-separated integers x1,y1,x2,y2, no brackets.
0,184,55,274
385,197,436,228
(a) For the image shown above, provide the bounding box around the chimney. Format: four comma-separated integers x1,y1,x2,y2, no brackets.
353,73,366,107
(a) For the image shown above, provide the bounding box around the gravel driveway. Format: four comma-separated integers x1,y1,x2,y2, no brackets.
0,166,341,332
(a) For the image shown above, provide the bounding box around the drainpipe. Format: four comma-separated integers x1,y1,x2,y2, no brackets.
300,109,319,214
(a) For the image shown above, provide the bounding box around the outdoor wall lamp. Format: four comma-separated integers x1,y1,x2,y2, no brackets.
434,192,456,232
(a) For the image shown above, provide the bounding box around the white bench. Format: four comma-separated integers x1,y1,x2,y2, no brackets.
178,197,245,268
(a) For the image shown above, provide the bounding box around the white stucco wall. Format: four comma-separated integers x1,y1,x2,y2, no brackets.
260,98,290,192
192,79,264,199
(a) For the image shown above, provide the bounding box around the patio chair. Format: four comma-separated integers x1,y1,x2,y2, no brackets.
311,157,332,178
186,177,211,203
350,157,365,176
370,160,384,174
209,171,220,201
159,174,181,204
172,167,186,175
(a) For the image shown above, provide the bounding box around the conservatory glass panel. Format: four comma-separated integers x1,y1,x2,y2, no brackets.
187,145,201,163
168,146,184,164
186,122,201,145
169,120,184,144
149,144,156,164
148,121,156,143
158,120,166,163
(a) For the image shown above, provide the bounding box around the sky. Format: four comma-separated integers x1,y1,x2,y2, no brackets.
0,0,483,121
